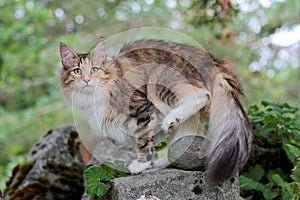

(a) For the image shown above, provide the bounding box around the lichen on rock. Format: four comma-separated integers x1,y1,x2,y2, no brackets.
4,125,85,200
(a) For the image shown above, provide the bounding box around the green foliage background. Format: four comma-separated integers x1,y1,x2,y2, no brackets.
0,0,299,196
241,101,300,199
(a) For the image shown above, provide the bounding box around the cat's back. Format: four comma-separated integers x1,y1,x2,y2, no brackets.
117,39,220,90
120,39,203,56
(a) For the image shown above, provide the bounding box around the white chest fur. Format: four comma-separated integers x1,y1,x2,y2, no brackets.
70,89,131,145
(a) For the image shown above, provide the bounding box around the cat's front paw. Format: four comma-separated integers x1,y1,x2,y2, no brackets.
128,160,152,174
161,110,181,132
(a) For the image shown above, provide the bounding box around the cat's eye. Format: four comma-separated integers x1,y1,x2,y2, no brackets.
73,68,82,75
90,67,99,74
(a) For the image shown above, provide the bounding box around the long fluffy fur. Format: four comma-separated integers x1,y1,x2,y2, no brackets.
206,72,252,185
59,39,253,185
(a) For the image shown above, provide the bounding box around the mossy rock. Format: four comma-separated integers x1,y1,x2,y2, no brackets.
4,125,85,200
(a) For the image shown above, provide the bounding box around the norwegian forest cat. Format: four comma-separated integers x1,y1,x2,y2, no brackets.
59,37,253,185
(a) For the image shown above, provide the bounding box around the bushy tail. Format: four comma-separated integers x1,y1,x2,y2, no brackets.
206,72,253,185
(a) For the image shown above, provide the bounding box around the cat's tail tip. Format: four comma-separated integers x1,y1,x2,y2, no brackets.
205,73,253,186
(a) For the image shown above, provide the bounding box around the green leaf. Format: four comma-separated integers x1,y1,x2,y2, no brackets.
102,166,117,181
84,165,107,180
83,162,129,197
112,160,129,172
85,179,108,197
292,129,300,140
102,161,129,178
243,164,265,182
290,163,300,182
263,187,278,200
285,144,300,158
84,165,111,197
239,196,252,200
261,100,272,107
260,124,277,136
267,168,288,183
271,174,286,187
239,175,264,191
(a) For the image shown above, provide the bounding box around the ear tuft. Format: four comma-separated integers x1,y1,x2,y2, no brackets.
90,36,107,65
60,42,77,66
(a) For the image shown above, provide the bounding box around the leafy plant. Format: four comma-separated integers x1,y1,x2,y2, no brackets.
84,161,129,197
240,101,300,200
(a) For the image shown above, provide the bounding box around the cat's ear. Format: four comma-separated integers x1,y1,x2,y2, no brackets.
60,42,78,68
90,36,107,65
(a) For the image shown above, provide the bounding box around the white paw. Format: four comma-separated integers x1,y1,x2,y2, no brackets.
153,156,171,168
128,160,152,174
161,109,181,132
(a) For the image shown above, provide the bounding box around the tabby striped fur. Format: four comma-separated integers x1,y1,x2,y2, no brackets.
59,37,252,185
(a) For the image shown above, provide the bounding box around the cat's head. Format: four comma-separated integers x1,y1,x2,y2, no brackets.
59,37,115,95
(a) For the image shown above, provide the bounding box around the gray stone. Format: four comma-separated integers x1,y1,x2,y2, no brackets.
3,124,239,200
83,135,239,200
111,169,239,200
88,136,137,165
168,135,206,170
81,136,137,200
4,124,85,200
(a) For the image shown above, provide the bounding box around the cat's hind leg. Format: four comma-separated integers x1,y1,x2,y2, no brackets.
128,115,157,174
128,136,154,173
154,112,204,168
161,88,209,132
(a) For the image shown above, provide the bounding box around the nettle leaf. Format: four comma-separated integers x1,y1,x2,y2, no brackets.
239,175,264,191
282,105,298,114
242,101,300,199
240,196,253,200
263,187,278,200
243,164,265,182
281,183,294,198
261,100,271,107
85,179,108,197
282,137,300,161
267,168,288,183
285,144,300,159
271,174,286,187
247,105,264,122
290,162,300,182
260,124,277,136
292,128,300,140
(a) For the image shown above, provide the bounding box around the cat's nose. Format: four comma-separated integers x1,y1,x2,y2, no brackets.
84,79,90,84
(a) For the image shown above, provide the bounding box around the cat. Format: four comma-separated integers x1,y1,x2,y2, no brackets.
59,37,253,185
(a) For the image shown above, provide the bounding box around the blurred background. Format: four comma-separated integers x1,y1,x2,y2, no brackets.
0,0,299,189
